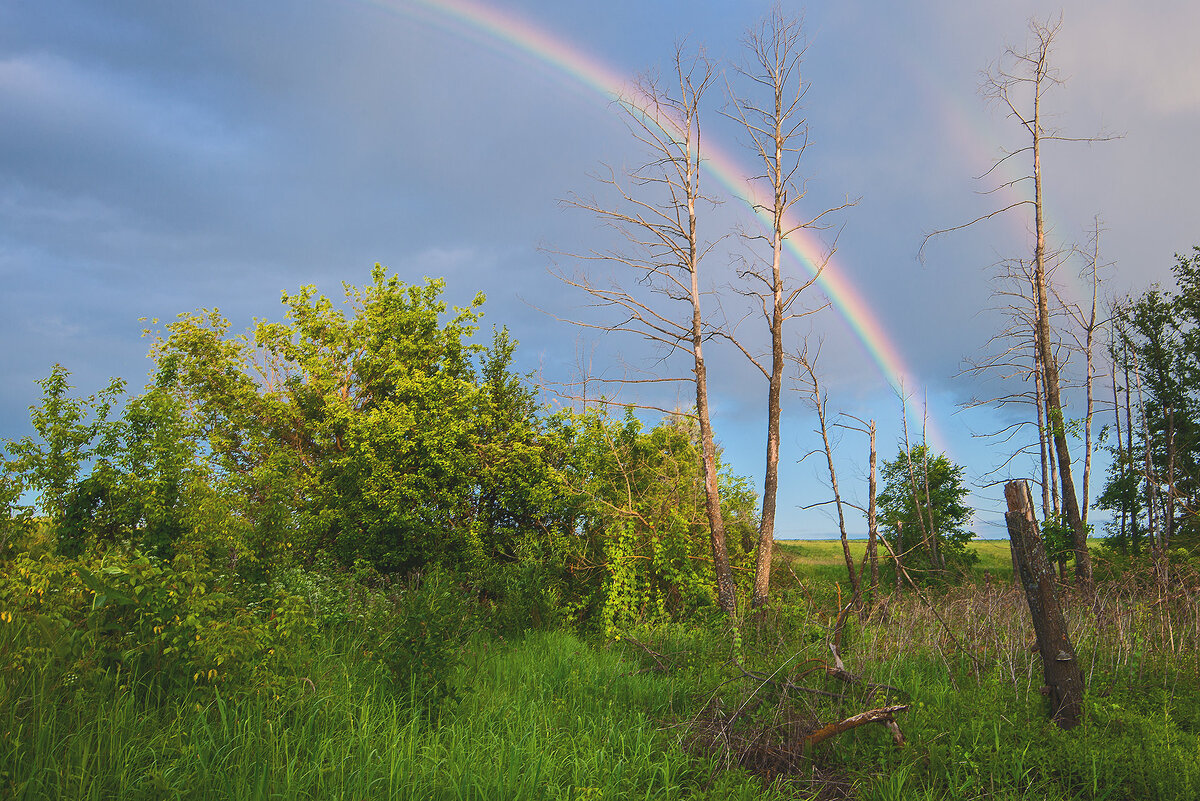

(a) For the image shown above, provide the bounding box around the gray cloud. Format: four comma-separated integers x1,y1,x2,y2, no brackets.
1,0,1193,536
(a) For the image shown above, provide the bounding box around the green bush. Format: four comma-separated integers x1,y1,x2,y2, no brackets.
374,566,476,710
0,549,313,694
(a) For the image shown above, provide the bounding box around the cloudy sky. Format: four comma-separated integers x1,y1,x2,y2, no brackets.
3,0,1197,538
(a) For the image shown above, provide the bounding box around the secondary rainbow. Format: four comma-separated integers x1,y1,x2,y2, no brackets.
359,0,943,447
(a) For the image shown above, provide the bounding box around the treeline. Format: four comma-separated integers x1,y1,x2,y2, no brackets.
0,268,773,705
1098,246,1200,558
1,268,759,637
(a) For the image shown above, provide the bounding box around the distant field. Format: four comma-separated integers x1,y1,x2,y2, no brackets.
775,538,1103,585
775,538,1016,583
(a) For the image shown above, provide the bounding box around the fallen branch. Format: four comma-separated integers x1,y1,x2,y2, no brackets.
826,643,907,697
803,704,909,750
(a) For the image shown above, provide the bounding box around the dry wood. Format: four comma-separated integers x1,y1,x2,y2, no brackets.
802,704,909,749
1004,479,1084,729
552,48,737,615
723,10,853,609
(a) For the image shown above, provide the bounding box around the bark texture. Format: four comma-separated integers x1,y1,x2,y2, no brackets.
1004,479,1084,729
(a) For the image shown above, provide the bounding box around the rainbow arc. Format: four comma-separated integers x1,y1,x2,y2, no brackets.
358,0,946,451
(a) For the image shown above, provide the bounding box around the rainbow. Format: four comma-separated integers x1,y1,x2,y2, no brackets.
358,0,945,449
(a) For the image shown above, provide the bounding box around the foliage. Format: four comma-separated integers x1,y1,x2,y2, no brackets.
1039,511,1076,568
546,409,757,635
149,266,538,575
0,549,312,694
374,566,476,711
877,445,975,575
0,266,781,645
1100,246,1200,557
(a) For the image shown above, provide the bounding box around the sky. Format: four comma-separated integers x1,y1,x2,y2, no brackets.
2,0,1198,539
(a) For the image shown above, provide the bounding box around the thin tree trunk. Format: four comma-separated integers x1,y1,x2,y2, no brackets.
1165,407,1176,553
1032,77,1091,589
1123,342,1138,553
1081,243,1100,532
1133,353,1159,554
920,442,945,569
809,375,859,596
867,419,880,598
1034,333,1053,520
1111,344,1127,551
751,299,783,608
690,185,736,616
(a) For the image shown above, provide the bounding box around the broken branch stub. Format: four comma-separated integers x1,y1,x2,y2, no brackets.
1004,479,1085,729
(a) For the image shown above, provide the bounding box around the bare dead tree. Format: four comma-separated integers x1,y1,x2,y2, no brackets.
722,9,851,609
838,413,880,602
923,16,1116,591
552,48,737,615
796,348,860,596
1055,219,1113,534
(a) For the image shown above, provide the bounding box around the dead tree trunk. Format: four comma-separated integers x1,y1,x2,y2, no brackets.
1004,480,1084,729
866,419,880,598
724,11,852,608
799,354,860,596
554,50,737,615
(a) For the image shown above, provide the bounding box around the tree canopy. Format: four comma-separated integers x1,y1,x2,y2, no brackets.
877,445,974,574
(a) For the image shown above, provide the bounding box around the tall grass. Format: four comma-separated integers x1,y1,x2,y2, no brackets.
5,543,1199,800
0,626,770,800
725,551,1200,799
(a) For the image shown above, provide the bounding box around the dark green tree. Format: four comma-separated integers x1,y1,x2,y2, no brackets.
1098,247,1200,555
877,445,974,575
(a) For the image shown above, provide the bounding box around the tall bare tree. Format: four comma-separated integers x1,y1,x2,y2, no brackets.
723,9,850,608
1056,219,1111,533
797,349,860,596
924,16,1114,590
552,48,737,615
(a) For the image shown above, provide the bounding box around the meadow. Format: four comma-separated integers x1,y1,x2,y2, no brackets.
4,538,1197,801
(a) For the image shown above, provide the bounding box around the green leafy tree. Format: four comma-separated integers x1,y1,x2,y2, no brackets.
3,365,125,522
547,409,756,633
877,445,974,575
1100,248,1200,555
150,266,557,576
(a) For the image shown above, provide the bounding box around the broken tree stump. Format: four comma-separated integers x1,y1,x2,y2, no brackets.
1003,480,1085,729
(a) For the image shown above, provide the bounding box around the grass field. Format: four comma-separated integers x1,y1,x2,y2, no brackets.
775,537,1020,586
775,538,1106,586
4,539,1197,800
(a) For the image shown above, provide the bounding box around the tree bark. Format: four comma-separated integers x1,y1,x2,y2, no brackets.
695,309,736,615
801,357,860,596
867,419,880,598
729,12,845,609
1004,480,1084,729
688,138,737,616
1031,65,1091,590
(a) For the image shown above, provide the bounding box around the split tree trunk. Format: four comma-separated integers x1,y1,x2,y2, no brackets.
1004,480,1084,729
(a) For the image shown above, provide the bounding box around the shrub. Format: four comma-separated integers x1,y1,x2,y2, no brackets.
0,549,314,694
373,566,476,711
